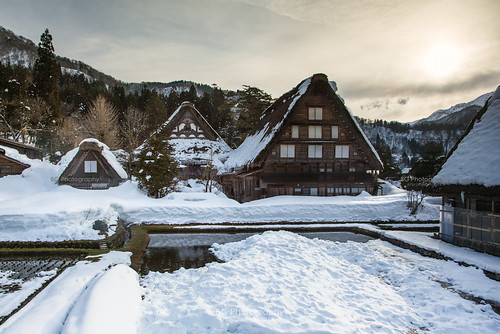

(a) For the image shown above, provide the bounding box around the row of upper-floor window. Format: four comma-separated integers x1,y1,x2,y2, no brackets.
290,125,340,139
280,144,350,159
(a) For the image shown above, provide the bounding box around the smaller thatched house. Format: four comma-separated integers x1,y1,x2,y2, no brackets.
429,85,500,255
59,139,127,189
143,101,231,179
0,147,30,177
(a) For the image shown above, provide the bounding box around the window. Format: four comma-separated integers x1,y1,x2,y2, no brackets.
291,125,299,138
327,187,334,195
280,144,295,158
476,200,492,212
84,161,97,173
308,125,322,139
308,107,323,120
331,126,339,139
335,145,349,158
349,167,356,172
310,188,318,196
308,145,322,158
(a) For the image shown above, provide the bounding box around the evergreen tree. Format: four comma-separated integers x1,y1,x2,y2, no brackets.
179,84,198,104
166,90,180,117
144,91,168,134
135,135,178,198
409,141,445,179
236,85,273,144
374,144,401,179
33,29,61,122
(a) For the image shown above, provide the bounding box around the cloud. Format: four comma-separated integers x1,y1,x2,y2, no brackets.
398,98,409,105
340,70,500,100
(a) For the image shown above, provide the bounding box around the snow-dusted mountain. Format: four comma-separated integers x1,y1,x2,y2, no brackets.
410,92,492,127
359,90,494,168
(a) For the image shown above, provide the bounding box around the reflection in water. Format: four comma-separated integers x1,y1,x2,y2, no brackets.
141,232,373,275
142,246,220,274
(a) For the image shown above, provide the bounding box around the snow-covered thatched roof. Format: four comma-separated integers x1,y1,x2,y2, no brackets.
224,73,383,171
59,138,128,179
139,101,232,166
431,85,500,192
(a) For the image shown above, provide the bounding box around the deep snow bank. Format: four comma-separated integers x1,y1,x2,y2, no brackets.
0,155,439,241
139,231,500,333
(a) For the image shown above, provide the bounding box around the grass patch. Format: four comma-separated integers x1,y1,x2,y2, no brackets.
0,248,108,258
122,225,150,272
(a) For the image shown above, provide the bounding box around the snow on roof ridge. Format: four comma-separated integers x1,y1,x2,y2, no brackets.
224,77,312,170
432,85,500,187
79,138,110,150
75,138,127,179
344,105,384,168
0,144,33,166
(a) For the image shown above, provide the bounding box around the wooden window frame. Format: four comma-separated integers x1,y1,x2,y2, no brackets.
84,160,97,173
331,125,339,139
308,107,323,120
335,145,349,159
280,144,295,158
308,125,322,139
308,145,322,158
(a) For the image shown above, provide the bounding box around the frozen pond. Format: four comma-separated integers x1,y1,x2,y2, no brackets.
142,232,373,274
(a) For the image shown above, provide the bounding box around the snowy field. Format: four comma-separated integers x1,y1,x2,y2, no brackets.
1,233,499,334
0,152,439,241
2,145,499,333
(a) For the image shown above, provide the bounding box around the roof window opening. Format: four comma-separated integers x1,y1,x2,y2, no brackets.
84,160,97,173
308,107,323,120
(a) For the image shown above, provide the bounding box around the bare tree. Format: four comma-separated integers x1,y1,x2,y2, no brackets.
58,116,85,150
82,95,120,148
121,106,147,177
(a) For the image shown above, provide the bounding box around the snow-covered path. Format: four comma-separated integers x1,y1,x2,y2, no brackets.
139,231,500,333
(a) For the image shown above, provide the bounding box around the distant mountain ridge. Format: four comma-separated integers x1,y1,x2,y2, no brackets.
410,91,492,127
0,25,212,96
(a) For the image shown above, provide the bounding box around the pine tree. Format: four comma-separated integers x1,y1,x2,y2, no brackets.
236,85,273,143
374,144,401,179
135,135,178,198
33,29,61,122
144,91,168,134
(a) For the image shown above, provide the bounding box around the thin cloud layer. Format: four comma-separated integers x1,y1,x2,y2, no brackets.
0,0,498,121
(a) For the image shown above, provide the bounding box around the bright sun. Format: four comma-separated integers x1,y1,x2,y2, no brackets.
423,43,462,79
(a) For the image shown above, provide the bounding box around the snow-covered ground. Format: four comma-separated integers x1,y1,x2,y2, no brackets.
2,142,499,333
0,153,438,241
1,232,499,334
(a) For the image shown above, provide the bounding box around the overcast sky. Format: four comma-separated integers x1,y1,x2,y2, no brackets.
1,0,499,121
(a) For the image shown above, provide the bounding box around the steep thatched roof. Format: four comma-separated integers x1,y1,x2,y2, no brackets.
429,85,500,196
225,73,383,171
154,101,222,142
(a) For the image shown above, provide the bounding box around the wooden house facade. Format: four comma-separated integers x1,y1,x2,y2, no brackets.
429,86,500,256
222,73,383,203
0,138,43,160
0,147,30,177
59,139,127,189
147,101,231,179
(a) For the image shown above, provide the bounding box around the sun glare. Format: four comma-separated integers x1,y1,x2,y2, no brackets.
423,43,462,79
